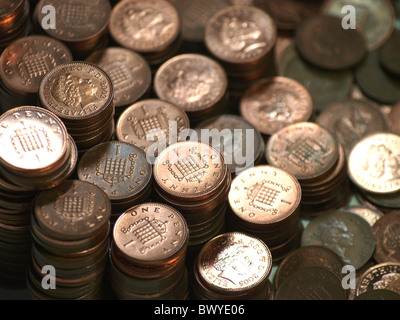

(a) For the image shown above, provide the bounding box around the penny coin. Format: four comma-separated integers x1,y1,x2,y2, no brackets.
240,77,313,136
295,15,367,71
380,29,400,77
266,122,339,181
301,210,376,270
109,0,180,54
316,98,389,156
373,212,400,264
322,0,395,51
113,203,188,266
355,289,400,300
275,267,347,300
85,47,151,109
34,180,111,241
342,205,384,227
197,232,272,294
356,262,400,296
116,99,190,153
348,133,400,194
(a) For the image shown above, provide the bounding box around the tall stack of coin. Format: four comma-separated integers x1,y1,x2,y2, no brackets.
154,54,229,126
77,141,153,224
191,232,274,300
34,0,111,59
27,180,111,300
0,35,73,111
85,47,152,119
110,203,190,300
109,0,182,71
348,133,400,214
152,141,230,255
204,5,277,98
265,122,351,217
0,0,30,53
0,106,78,191
38,61,115,155
227,165,303,262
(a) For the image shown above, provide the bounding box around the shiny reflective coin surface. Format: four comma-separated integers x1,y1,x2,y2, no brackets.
342,205,384,227
373,212,400,264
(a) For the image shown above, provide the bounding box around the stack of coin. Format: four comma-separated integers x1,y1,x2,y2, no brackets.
227,165,303,262
204,5,277,98
348,133,400,214
0,0,30,53
152,141,230,255
265,122,351,217
109,0,182,71
0,35,73,111
77,141,153,224
85,47,152,119
153,53,229,126
34,0,112,59
27,180,112,300
38,61,115,155
0,106,78,191
191,232,274,300
110,203,190,300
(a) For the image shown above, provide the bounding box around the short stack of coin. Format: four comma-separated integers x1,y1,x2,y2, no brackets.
77,141,153,225
109,0,182,71
204,5,277,98
0,106,78,191
38,61,115,155
0,0,30,53
265,122,351,218
34,0,111,59
110,203,190,300
191,232,274,300
153,53,229,126
27,180,111,300
227,165,303,262
152,141,230,255
0,35,73,111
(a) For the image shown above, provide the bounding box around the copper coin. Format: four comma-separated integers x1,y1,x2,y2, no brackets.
109,0,180,54
34,180,111,241
240,76,313,136
77,141,152,202
0,106,68,174
373,212,400,264
154,54,228,114
295,15,367,71
113,202,188,265
388,101,400,136
301,210,376,270
39,61,114,121
356,262,400,296
228,165,301,227
0,35,72,95
380,29,400,77
266,122,339,181
355,289,400,300
85,47,151,108
0,0,24,18
197,232,272,294
153,141,226,201
204,5,277,65
348,133,400,194
342,205,384,227
275,266,347,300
322,0,395,51
116,99,190,153
316,98,389,156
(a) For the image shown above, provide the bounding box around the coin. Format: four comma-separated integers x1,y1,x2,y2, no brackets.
380,29,400,77
348,133,400,194
295,15,367,71
387,276,400,295
373,212,400,264
342,205,384,227
301,210,376,270
240,76,313,136
387,101,400,136
355,289,400,300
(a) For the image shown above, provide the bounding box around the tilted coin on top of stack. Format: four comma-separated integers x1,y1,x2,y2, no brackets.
227,165,303,262
191,232,274,300
266,122,351,217
28,180,111,300
110,203,190,300
38,61,115,156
